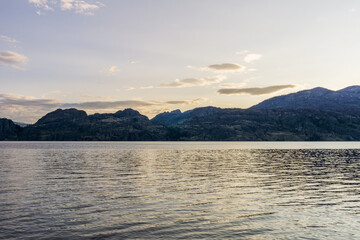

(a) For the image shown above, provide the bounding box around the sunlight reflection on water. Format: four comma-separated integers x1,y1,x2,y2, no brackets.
0,142,360,239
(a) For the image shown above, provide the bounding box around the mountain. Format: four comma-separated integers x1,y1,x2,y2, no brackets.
151,107,222,126
3,85,360,141
0,118,21,140
251,85,360,110
14,122,30,128
151,107,360,141
20,108,169,141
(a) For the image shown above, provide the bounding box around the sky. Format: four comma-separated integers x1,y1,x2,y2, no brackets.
1,0,360,123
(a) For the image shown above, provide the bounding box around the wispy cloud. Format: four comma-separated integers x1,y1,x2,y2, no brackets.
0,93,207,122
28,0,53,11
157,75,226,88
29,0,103,15
101,65,121,75
0,35,19,43
11,65,27,71
0,51,28,70
243,53,263,63
188,63,244,73
218,85,296,95
60,0,102,15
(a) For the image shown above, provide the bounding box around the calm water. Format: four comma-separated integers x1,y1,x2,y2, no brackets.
1,142,360,239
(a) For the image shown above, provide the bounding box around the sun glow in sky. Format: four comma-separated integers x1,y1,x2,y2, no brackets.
1,0,360,122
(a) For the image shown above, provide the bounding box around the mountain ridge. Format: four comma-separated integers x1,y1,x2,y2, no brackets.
251,85,360,110
2,85,360,141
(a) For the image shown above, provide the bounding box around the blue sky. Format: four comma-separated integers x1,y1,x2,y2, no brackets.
1,0,360,122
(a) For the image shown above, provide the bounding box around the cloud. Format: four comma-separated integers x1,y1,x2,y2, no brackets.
243,54,263,63
28,0,53,10
0,93,207,122
62,98,207,109
60,0,102,15
29,0,103,15
11,65,27,71
0,51,28,67
62,100,155,109
218,85,296,95
101,65,121,75
188,63,244,73
0,93,59,107
157,75,226,88
208,63,243,71
0,35,18,43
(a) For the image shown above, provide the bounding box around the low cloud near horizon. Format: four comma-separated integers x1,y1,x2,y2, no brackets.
218,85,296,95
0,93,207,123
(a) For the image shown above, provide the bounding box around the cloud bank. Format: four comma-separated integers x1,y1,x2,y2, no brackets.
218,85,296,95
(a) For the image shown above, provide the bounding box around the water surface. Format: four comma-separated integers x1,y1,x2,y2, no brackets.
1,142,360,239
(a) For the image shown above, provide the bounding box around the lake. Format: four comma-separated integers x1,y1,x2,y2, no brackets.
1,142,360,239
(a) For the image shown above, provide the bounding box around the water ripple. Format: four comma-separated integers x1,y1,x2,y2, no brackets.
0,142,360,239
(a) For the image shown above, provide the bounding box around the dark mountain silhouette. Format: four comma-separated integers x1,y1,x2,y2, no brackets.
151,107,222,126
0,118,21,140
19,108,169,141
150,107,360,140
2,85,360,141
251,85,360,110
